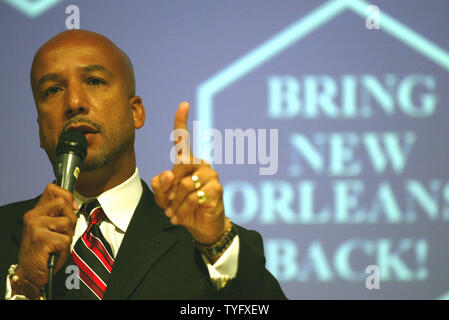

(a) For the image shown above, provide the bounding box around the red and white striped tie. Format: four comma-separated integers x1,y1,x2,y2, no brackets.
72,200,115,300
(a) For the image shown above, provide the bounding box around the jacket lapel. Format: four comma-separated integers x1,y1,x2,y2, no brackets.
103,181,176,300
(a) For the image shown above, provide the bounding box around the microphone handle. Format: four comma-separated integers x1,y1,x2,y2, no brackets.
48,253,58,269
48,152,83,298
47,253,58,300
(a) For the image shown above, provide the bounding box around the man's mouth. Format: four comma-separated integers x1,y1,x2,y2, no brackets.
65,124,99,135
64,124,100,144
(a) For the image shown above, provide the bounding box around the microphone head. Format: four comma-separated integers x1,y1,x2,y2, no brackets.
56,130,88,160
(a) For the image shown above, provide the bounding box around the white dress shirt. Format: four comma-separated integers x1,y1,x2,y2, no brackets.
5,168,239,299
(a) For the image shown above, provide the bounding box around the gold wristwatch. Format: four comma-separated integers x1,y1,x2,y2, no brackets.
195,218,237,261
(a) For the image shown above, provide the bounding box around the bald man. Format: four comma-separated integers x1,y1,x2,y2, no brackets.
0,30,286,300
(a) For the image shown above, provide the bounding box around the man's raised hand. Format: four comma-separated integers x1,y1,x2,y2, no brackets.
151,102,229,245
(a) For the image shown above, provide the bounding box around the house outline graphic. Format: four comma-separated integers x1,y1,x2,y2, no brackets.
196,0,449,149
195,0,449,300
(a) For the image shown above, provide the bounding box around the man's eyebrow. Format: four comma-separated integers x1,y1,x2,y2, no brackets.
82,64,113,76
37,73,61,89
36,65,112,89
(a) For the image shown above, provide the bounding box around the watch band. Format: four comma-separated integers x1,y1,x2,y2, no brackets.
194,218,237,261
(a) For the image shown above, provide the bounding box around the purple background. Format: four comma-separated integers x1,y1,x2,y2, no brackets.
0,0,448,299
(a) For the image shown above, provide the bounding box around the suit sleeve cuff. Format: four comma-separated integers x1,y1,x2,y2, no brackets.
5,275,28,300
201,235,240,289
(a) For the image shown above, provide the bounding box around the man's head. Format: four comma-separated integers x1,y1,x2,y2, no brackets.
30,30,145,179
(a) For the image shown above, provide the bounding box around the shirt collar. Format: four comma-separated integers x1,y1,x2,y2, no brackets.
73,167,143,233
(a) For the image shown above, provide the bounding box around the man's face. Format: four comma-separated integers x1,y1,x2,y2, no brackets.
32,35,142,172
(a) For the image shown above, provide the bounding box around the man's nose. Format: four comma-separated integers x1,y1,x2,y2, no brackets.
65,83,89,117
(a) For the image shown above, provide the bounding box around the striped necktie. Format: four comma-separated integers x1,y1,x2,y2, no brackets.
72,200,115,300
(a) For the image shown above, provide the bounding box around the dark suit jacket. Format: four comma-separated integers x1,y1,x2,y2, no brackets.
0,180,286,299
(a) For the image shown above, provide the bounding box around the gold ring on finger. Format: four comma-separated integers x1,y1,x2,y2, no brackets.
196,190,208,204
191,175,201,190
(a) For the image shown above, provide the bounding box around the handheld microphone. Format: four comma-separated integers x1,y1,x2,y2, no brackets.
48,129,87,299
55,130,88,193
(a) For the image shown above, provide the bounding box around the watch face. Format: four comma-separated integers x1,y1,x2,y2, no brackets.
196,224,237,259
207,227,237,257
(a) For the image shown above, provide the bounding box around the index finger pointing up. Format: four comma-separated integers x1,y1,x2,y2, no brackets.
172,101,193,158
174,101,190,131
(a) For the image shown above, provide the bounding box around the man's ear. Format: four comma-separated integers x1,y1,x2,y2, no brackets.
129,96,145,129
